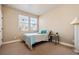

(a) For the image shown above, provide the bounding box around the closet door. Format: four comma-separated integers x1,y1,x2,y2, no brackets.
0,5,2,46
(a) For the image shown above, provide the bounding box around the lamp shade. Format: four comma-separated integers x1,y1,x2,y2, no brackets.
70,17,79,25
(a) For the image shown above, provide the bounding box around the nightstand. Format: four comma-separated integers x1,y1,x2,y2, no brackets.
48,32,59,44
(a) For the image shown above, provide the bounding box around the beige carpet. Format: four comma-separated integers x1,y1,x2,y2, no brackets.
0,41,76,55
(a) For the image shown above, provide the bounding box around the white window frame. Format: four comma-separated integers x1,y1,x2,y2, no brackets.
18,15,29,31
30,17,38,32
18,15,38,32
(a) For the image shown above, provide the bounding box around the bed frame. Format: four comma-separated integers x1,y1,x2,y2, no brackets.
22,33,48,50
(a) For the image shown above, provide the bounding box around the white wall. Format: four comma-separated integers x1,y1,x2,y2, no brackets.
39,5,79,44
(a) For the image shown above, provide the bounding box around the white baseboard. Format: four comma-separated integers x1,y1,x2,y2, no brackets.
59,42,74,48
2,39,22,45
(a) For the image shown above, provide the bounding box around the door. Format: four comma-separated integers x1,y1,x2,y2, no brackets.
0,5,2,46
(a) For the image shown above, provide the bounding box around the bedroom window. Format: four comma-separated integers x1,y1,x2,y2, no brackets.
30,17,38,31
19,15,29,31
18,15,38,32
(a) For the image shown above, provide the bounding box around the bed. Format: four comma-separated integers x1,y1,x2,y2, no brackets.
22,33,48,49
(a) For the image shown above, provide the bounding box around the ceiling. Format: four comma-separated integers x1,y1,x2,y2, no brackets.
5,4,59,15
